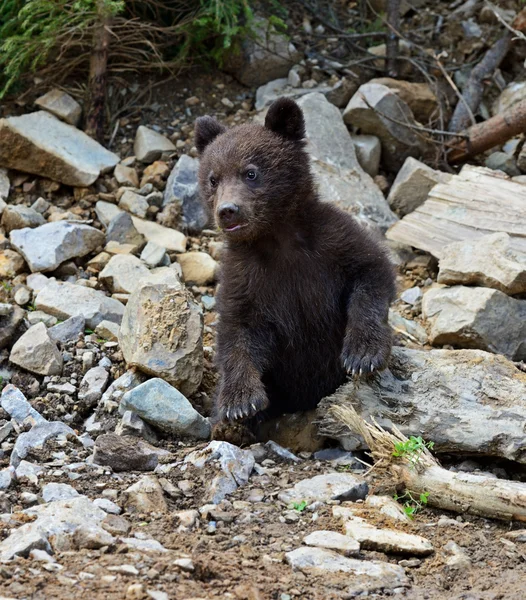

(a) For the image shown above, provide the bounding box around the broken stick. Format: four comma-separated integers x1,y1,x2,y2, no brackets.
330,404,526,522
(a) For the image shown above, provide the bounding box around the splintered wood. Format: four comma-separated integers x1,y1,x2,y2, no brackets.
386,165,526,258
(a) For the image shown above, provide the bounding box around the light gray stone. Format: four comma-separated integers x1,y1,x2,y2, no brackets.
344,83,426,172
134,126,175,163
438,232,526,295
285,547,408,591
78,366,109,406
14,286,31,306
254,78,332,112
95,320,120,341
177,251,217,285
114,163,139,187
388,310,427,344
344,519,434,555
352,135,381,178
1,384,45,427
0,467,15,490
365,495,412,522
42,482,80,503
9,322,63,376
73,524,116,549
387,157,452,216
124,475,168,513
485,152,520,177
122,537,167,553
296,93,397,231
48,315,86,344
10,222,105,273
0,111,119,187
2,205,45,234
105,211,145,248
140,241,167,268
400,286,422,305
36,281,124,329
119,278,203,396
116,411,158,444
15,460,44,484
304,530,360,556
119,189,149,218
120,378,210,439
223,17,301,87
11,421,76,467
99,254,150,294
0,167,9,200
278,473,368,504
93,498,121,514
27,310,57,327
184,441,255,503
35,89,82,126
93,433,159,472
422,285,526,360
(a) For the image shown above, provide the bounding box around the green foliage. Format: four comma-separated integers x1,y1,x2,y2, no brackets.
393,490,429,519
392,436,435,468
290,500,308,512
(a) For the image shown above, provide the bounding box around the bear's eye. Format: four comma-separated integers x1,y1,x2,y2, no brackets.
246,169,257,181
209,175,218,188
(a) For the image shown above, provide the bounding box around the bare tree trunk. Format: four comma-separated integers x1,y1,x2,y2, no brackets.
448,99,526,163
84,2,111,141
386,0,401,77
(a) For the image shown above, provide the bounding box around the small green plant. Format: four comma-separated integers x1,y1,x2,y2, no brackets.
84,328,94,335
394,490,429,519
290,500,308,512
1,281,12,292
26,302,36,312
393,436,434,468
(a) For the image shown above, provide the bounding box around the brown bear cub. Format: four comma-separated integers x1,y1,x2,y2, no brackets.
195,98,396,429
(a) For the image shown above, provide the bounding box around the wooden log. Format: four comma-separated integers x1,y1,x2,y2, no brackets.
448,99,526,163
329,404,526,522
318,346,526,463
385,165,526,259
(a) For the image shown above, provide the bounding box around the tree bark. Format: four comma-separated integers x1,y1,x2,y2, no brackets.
448,99,526,163
84,3,111,142
385,0,401,77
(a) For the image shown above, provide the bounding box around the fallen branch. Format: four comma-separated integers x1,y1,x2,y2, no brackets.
330,404,526,522
385,0,401,77
448,98,526,162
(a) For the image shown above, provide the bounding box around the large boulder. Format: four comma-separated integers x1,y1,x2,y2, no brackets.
10,222,105,273
0,111,119,186
118,272,203,396
296,93,397,231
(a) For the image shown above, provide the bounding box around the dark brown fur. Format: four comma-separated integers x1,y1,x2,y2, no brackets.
195,98,396,426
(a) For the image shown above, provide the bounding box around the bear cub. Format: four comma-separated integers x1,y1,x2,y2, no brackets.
195,97,396,427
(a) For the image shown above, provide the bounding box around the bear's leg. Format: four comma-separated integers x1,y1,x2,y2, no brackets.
341,284,393,376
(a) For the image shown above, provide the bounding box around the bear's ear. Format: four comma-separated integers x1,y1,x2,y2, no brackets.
264,97,305,142
195,116,227,155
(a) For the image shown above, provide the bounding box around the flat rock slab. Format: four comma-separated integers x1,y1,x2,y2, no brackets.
1,384,46,427
10,222,105,272
438,232,526,295
422,285,526,360
278,473,368,504
286,547,408,592
386,165,526,259
36,281,124,329
344,520,434,556
318,346,526,463
93,433,159,472
0,111,119,186
120,378,210,439
304,530,360,556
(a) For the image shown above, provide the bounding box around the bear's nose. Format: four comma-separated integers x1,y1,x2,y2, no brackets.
217,203,240,223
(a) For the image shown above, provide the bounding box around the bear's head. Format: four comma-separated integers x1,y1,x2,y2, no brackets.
195,98,314,242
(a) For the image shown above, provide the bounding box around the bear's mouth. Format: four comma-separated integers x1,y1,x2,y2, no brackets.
224,223,248,232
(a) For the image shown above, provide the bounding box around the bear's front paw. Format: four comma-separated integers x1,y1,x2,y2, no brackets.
216,379,269,422
341,324,392,377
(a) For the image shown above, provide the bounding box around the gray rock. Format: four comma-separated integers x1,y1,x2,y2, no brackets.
2,205,45,234
98,369,146,412
134,126,175,163
389,309,428,344
296,93,397,231
0,421,14,443
27,310,58,327
0,496,106,561
438,232,526,295
93,498,121,515
387,157,452,216
255,78,332,111
279,473,368,504
10,221,105,273
184,441,255,504
343,83,426,172
352,135,381,178
422,285,526,359
285,547,408,591
124,475,168,513
99,254,150,295
105,211,145,248
48,315,86,344
400,286,422,305
1,384,46,427
0,303,12,316
11,421,76,467
36,281,124,329
120,378,210,439
101,514,132,536
119,278,203,396
0,167,9,200
0,306,25,350
485,151,520,177
93,433,159,471
365,495,412,522
116,411,158,444
318,346,526,463
265,440,301,463
122,537,167,553
78,366,109,406
163,155,209,234
344,519,434,555
14,286,31,306
73,524,116,550
0,467,15,490
42,482,80,502
94,320,120,341
304,530,360,556
15,460,44,484
443,540,471,570
223,17,301,87
26,273,53,293
140,241,167,268
34,89,82,126
114,163,139,187
119,189,149,218
9,322,63,376
0,111,119,187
